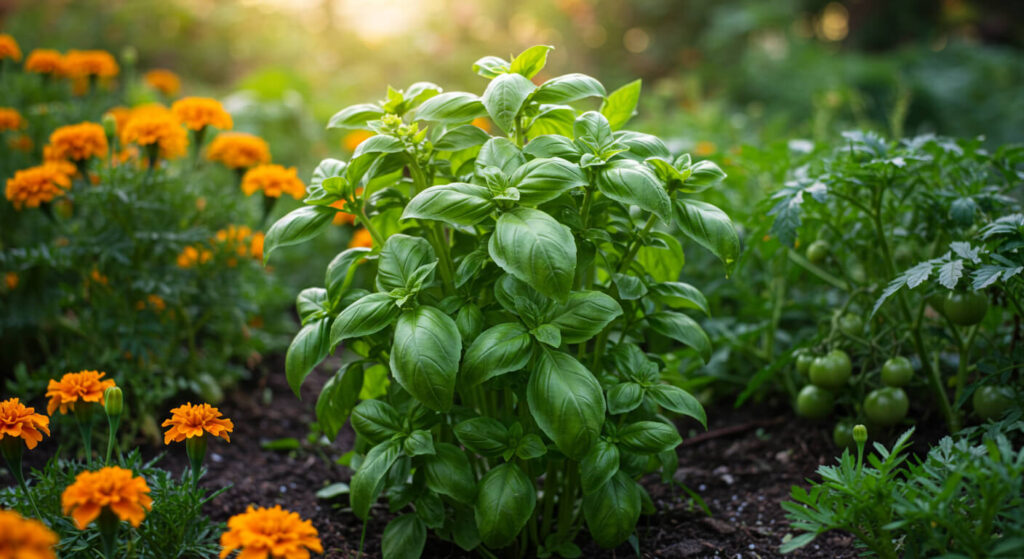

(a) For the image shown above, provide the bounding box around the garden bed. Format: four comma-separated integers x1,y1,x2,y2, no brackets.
156,359,863,558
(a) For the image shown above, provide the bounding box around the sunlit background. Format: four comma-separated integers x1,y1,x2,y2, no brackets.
4,0,1022,171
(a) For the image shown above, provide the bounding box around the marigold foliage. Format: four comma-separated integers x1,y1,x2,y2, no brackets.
206,132,271,169
162,402,233,444
4,164,72,210
0,108,25,131
0,34,22,62
0,397,50,450
171,97,233,131
241,164,305,199
219,505,322,559
144,69,181,97
24,49,64,75
61,466,152,529
0,509,58,559
45,370,117,415
47,122,108,161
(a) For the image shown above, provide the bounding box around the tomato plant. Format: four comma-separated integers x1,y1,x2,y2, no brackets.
808,349,852,391
796,385,834,419
971,385,1014,421
880,356,912,387
266,46,737,556
863,387,909,427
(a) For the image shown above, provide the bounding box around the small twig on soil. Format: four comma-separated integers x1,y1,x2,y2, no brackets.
683,417,786,446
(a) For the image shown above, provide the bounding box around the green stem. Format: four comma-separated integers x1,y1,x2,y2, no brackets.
540,460,558,539
556,461,579,538
1,442,44,520
105,415,121,466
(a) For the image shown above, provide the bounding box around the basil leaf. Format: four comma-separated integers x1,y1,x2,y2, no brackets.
489,207,576,302
475,463,536,548
527,349,605,459
390,306,461,411
461,322,533,387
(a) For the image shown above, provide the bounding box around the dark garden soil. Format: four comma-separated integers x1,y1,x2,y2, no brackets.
151,358,874,559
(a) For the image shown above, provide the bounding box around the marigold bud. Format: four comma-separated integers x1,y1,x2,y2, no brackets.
102,113,118,138
852,424,868,444
104,386,123,419
120,46,137,66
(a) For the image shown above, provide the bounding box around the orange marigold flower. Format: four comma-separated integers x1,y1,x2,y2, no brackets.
0,397,50,450
250,232,265,260
0,108,25,132
145,294,166,312
171,97,233,131
349,228,373,249
62,49,119,79
4,272,18,290
0,509,58,559
45,370,117,416
90,267,109,286
695,140,717,156
471,116,491,133
176,245,213,268
341,130,372,152
25,49,64,75
47,122,108,161
241,164,305,200
219,505,322,559
4,163,73,210
331,200,356,225
0,34,22,62
162,402,233,444
206,132,271,169
121,105,187,160
144,68,181,97
61,466,152,529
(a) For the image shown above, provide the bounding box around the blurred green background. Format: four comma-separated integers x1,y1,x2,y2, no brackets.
5,0,1022,175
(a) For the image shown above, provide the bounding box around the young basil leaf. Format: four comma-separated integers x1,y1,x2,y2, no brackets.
461,322,533,387
350,439,403,520
551,290,623,343
648,282,710,315
330,292,401,346
646,311,712,365
477,137,526,176
635,232,685,283
415,92,488,125
600,79,641,131
422,442,477,504
489,208,577,302
454,417,510,457
264,206,334,264
644,157,691,187
573,111,613,145
390,306,462,412
612,273,648,300
403,81,442,109
325,247,372,310
527,349,605,459
533,74,606,105
475,463,536,548
580,439,620,495
472,55,511,79
403,429,436,457
351,399,405,444
482,73,537,134
376,234,436,292
327,103,386,130
674,199,740,273
597,160,671,222
647,384,707,428
455,303,484,345
509,157,588,206
402,183,495,227
617,421,682,454
606,382,645,415
434,125,491,152
296,287,328,324
531,324,562,347
316,362,364,440
515,434,547,460
353,135,404,159
685,160,728,191
382,514,427,559
310,158,347,189
509,45,554,79
285,318,332,397
523,135,582,160
615,131,670,160
414,493,445,530
528,105,576,138
582,470,641,549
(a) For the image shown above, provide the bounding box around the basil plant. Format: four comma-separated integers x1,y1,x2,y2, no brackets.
265,45,739,558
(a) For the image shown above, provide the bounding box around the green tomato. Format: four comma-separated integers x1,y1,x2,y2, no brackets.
943,291,989,327
832,421,854,448
806,240,830,265
795,352,815,376
796,385,834,420
863,387,909,427
809,349,852,391
881,356,913,387
972,385,1015,421
838,314,864,337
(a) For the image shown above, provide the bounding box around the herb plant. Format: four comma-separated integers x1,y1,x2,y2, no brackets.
268,45,737,556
